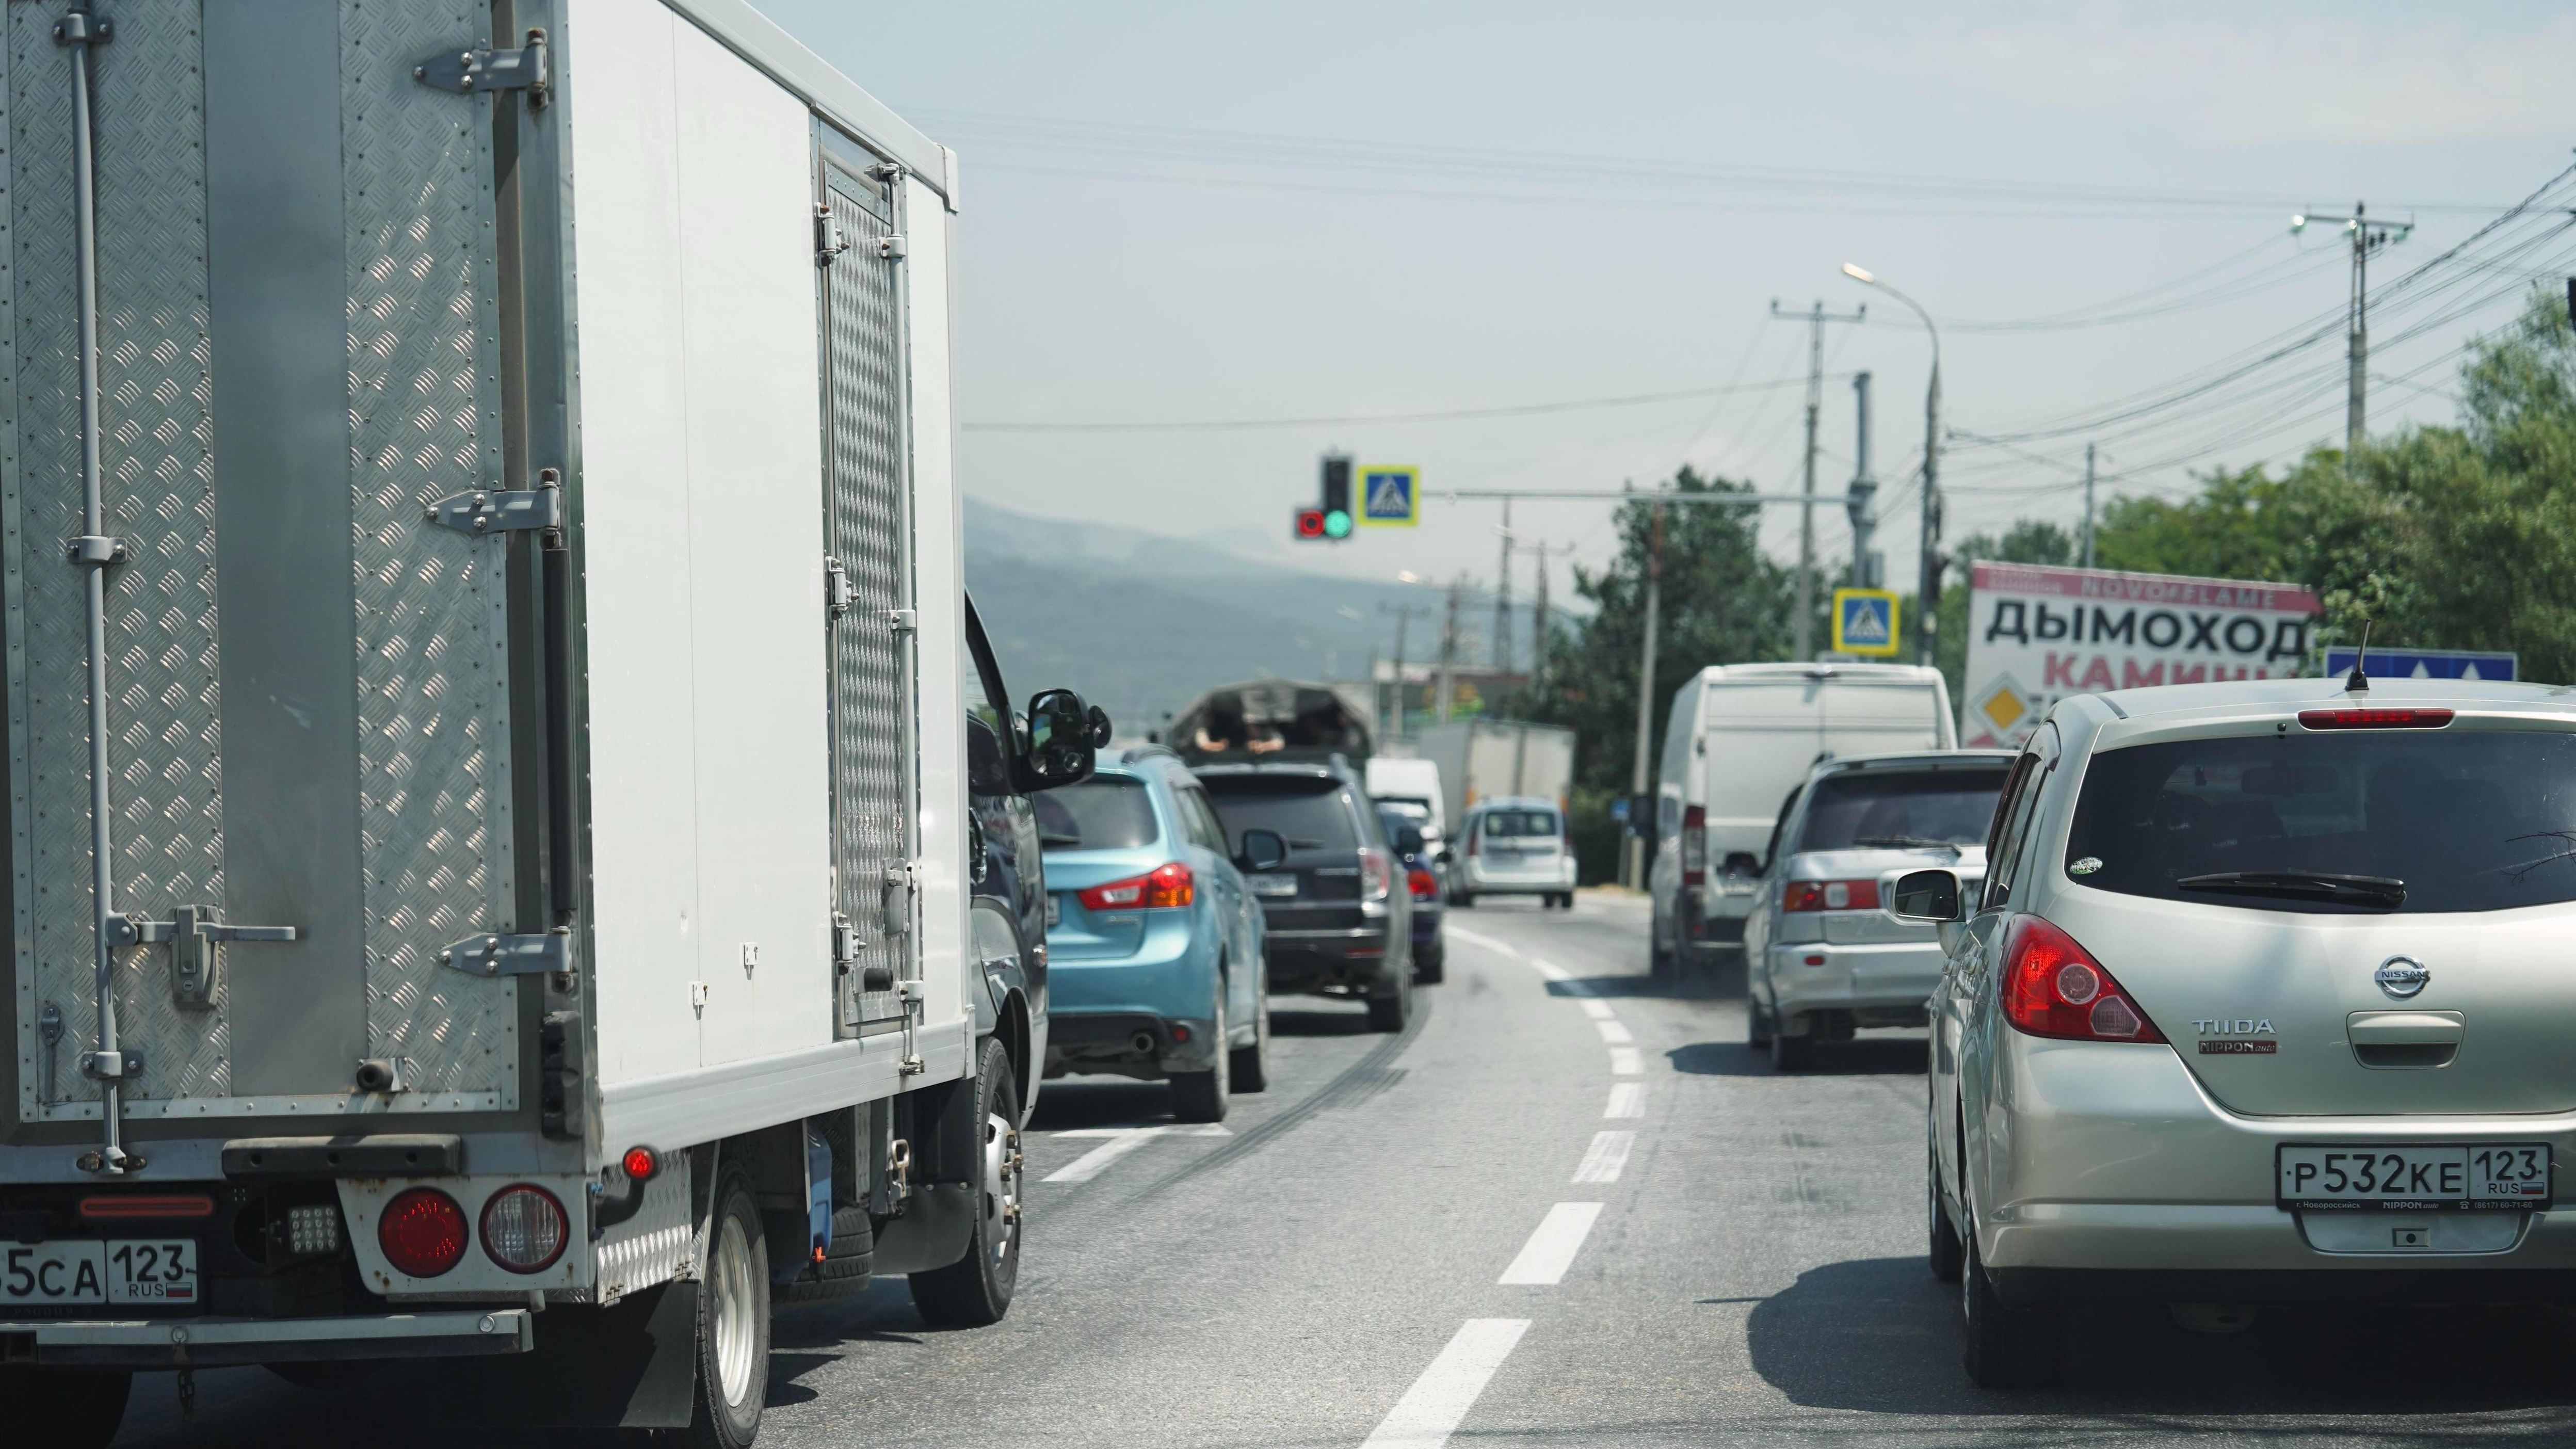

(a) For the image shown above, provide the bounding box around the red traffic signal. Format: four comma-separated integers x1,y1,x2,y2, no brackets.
1295,508,1327,539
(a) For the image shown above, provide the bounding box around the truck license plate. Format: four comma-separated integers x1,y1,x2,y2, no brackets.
2,1239,199,1308
2277,1144,2550,1210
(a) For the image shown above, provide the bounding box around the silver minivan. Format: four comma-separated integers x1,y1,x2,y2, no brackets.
1453,796,1577,908
1741,751,2014,1071
1900,679,2576,1387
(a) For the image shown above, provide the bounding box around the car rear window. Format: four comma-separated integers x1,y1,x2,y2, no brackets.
1796,768,2010,852
1482,809,1559,839
2063,729,2576,914
1203,777,1359,850
1033,778,1158,851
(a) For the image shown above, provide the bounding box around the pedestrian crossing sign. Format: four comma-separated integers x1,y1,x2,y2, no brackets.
1359,466,1420,527
1832,588,1900,656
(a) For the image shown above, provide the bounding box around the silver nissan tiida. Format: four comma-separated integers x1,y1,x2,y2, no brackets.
1899,677,2576,1387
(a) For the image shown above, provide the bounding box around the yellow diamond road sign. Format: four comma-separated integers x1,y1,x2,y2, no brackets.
1979,681,2027,734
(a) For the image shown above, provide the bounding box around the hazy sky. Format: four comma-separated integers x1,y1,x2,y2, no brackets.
760,0,2575,639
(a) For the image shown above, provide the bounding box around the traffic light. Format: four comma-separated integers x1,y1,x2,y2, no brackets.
1319,455,1354,540
1295,508,1327,539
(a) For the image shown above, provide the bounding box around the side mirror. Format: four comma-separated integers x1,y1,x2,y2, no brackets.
1237,828,1289,873
1890,867,1965,924
1437,847,1455,865
1395,826,1426,856
1018,687,1098,792
1721,851,1761,879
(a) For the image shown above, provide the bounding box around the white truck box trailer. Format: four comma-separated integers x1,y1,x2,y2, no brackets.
1647,663,1953,968
0,3,1095,1440
1412,720,1575,834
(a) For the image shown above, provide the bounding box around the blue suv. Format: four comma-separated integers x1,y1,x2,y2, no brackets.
1035,747,1277,1122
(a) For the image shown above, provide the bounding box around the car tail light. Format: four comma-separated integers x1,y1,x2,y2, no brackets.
1078,862,1194,910
1360,848,1394,903
2297,707,2454,730
1782,879,1881,912
1466,829,1480,858
1407,867,1438,899
480,1185,569,1274
378,1187,468,1278
1682,805,1706,887
1998,914,2166,1043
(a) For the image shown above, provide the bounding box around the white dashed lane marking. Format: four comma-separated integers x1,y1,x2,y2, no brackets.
1577,999,1613,1020
1608,1046,1641,1075
1604,1082,1644,1118
1499,1201,1605,1285
1571,1130,1634,1184
1359,1318,1533,1449
1040,1124,1231,1184
1592,1019,1633,1044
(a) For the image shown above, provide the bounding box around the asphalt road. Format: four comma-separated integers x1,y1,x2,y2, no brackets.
110,893,2576,1446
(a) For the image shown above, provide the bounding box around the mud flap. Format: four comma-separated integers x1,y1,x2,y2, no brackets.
425,1282,699,1429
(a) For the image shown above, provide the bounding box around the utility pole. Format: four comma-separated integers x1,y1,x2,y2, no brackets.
2293,203,2412,473
1624,495,1665,890
2081,443,2097,570
1772,298,1867,660
1436,578,1462,724
1491,500,1514,670
1530,541,1552,688
1845,371,1879,590
1380,601,1430,740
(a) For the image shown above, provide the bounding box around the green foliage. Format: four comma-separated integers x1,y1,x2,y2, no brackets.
1960,287,2576,683
1934,520,2076,700
1511,466,1798,816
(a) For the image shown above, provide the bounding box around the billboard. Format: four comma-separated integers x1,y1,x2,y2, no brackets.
1961,562,2323,748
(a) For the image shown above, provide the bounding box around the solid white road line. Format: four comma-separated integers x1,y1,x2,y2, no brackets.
1608,1047,1641,1075
1444,927,1521,958
1525,956,1572,983
1499,1202,1604,1285
1571,1130,1635,1185
1360,1318,1533,1449
1577,999,1614,1020
1605,1082,1644,1118
1051,1125,1233,1139
1593,1019,1633,1044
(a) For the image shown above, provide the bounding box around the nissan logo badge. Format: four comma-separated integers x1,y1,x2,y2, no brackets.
2374,956,2430,1000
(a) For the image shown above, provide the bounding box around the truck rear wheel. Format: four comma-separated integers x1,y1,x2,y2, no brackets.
689,1168,771,1449
0,1367,129,1449
910,1037,1024,1327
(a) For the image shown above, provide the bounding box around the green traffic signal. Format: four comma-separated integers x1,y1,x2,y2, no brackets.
1323,509,1353,539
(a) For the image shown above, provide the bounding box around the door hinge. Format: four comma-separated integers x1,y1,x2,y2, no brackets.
427,484,562,537
884,607,916,634
882,863,915,937
825,558,855,619
437,930,572,978
875,234,907,261
815,204,851,266
413,30,549,107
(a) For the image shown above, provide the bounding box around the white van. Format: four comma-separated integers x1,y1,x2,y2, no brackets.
1366,755,1448,830
1649,664,1955,972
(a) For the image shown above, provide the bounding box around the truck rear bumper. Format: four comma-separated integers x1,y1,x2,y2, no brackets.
7,1307,533,1367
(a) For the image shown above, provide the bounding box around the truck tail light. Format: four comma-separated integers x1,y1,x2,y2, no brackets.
1681,805,1706,887
1998,914,2167,1043
1407,867,1439,899
480,1185,569,1274
1078,862,1194,910
378,1187,468,1278
1360,848,1394,903
1783,879,1881,912
78,1194,214,1219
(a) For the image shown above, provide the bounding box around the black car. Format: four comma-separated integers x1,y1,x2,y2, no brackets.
1377,803,1446,985
1198,759,1415,1032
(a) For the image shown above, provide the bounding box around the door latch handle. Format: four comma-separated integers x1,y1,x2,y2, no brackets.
109,907,298,1010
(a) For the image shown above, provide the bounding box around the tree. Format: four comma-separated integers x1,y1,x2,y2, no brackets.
1935,520,2075,700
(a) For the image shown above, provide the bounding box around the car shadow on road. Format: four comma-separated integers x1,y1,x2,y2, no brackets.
1666,1036,1927,1077
1748,1255,2576,1422
1546,973,1726,1002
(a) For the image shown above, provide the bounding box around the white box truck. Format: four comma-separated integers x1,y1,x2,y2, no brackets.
0,3,1100,1442
1412,719,1575,838
1648,664,1953,972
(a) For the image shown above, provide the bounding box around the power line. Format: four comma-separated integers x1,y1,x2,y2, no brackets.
961,373,1841,432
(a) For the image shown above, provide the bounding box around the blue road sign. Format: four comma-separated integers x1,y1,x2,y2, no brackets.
2324,646,2518,682
1359,466,1419,527
1831,588,1899,656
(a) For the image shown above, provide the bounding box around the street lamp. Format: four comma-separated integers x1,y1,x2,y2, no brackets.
1842,263,1942,666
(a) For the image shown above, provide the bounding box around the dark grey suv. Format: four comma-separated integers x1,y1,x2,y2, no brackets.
1198,760,1415,1032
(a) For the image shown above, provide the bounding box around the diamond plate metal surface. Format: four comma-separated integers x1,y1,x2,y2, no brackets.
340,0,517,1101
822,168,913,1035
8,1,229,1117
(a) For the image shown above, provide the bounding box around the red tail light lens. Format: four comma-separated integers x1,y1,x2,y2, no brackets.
1782,879,1882,912
1407,867,1438,899
480,1185,569,1274
1998,914,2166,1043
79,1194,214,1220
1681,804,1706,887
2297,707,2454,730
1360,848,1394,903
1078,862,1195,911
378,1187,468,1278
622,1146,659,1183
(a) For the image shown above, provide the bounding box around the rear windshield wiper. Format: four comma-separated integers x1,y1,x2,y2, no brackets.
1850,834,1962,855
2176,870,2406,909
1038,831,1083,847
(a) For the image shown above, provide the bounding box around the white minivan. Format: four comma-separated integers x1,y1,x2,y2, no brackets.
1650,663,1956,973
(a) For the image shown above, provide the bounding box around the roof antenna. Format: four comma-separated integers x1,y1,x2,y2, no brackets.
2343,620,2372,694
